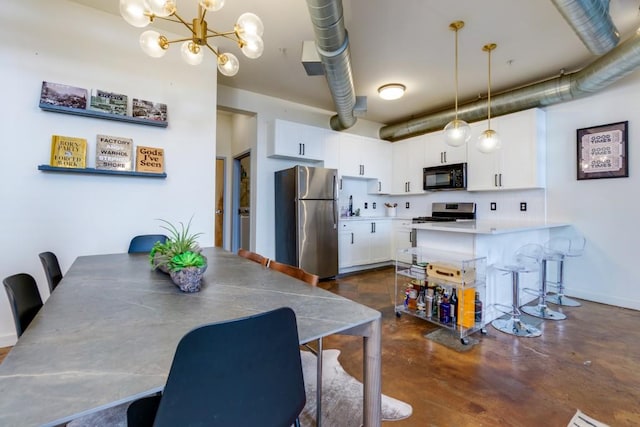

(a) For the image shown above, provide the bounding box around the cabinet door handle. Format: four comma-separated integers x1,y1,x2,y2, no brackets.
299,143,303,156
499,173,502,187
339,178,343,190
494,174,498,187
351,232,354,244
371,222,376,233
407,182,411,192
378,181,381,192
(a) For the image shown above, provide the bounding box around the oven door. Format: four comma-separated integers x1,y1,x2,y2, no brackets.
423,163,467,190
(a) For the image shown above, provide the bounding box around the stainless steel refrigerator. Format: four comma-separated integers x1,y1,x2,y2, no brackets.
275,165,338,279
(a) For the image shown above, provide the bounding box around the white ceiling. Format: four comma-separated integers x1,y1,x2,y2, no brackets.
70,0,640,125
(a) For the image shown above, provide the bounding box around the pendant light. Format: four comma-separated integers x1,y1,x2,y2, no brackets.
443,21,471,147
477,43,501,154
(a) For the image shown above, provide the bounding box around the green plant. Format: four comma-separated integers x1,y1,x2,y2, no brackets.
169,251,206,272
150,216,204,271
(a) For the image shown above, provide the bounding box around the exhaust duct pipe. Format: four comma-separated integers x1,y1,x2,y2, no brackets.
305,0,357,130
551,0,619,55
379,30,640,142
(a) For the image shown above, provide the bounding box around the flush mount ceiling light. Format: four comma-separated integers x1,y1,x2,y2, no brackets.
443,20,471,148
378,83,406,100
119,0,264,76
477,43,501,154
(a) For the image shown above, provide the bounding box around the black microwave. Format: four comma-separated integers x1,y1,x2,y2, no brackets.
423,163,467,191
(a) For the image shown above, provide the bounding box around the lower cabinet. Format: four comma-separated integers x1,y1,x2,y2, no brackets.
339,219,392,269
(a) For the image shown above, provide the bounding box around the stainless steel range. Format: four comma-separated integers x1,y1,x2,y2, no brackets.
412,202,476,224
410,202,476,250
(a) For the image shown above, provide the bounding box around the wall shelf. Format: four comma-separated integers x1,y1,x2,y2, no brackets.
38,165,167,178
39,103,168,128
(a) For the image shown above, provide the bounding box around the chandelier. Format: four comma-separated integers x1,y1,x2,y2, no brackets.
119,0,264,76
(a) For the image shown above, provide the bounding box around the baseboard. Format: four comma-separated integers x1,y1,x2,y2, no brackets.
0,333,16,348
566,288,640,311
338,261,393,276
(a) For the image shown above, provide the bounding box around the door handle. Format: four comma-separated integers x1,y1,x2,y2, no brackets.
299,143,303,156
378,181,381,192
494,174,498,187
351,232,354,244
499,173,503,187
215,209,223,214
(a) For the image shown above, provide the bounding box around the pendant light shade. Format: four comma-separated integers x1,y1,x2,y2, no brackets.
444,21,471,147
476,43,501,154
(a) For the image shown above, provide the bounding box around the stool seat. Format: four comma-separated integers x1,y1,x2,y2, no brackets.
543,236,585,307
491,244,543,338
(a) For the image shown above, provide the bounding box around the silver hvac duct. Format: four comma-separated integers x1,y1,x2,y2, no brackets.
305,0,357,131
551,0,619,55
379,30,640,142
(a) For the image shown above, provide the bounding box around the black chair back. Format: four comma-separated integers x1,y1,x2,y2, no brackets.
3,273,43,338
132,307,306,427
128,234,168,254
39,251,63,292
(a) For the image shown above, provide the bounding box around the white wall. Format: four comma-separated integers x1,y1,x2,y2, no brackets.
546,72,640,310
0,1,218,345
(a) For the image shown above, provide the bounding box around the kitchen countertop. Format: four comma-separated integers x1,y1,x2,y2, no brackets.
339,216,398,221
412,219,569,235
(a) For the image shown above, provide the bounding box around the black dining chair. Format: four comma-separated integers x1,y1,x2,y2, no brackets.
126,307,306,427
38,251,63,292
128,234,168,254
3,273,44,338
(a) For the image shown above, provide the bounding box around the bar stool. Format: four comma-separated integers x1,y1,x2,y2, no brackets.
491,244,543,338
521,249,567,320
544,236,586,307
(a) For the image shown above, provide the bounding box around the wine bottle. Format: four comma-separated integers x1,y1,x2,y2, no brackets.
474,291,483,324
439,292,450,324
449,288,458,325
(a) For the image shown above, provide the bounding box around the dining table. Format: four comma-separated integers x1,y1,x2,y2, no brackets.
0,247,382,426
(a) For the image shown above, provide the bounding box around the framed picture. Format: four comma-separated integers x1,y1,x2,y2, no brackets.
577,121,628,180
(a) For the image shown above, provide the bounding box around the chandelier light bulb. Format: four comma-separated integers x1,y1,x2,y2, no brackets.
476,129,501,154
119,0,151,28
443,119,471,147
139,30,167,58
199,0,225,12
236,13,264,38
145,0,176,17
241,36,264,59
181,41,204,65
218,52,240,76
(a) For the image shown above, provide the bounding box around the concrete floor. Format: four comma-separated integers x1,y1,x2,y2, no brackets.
319,266,640,427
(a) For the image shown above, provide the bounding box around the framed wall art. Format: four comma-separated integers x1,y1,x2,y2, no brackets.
577,121,628,180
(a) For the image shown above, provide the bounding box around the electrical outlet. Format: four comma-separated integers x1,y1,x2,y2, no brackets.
405,202,410,209
372,202,376,209
520,202,527,211
490,202,497,211
364,202,368,209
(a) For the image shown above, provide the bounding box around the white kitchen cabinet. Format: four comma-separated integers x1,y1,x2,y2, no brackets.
268,119,326,162
339,219,392,268
339,134,389,179
366,139,392,194
424,129,467,167
323,131,341,170
392,218,414,264
466,108,546,191
391,135,425,194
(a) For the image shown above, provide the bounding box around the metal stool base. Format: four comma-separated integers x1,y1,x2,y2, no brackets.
521,304,567,320
492,317,542,338
546,294,581,307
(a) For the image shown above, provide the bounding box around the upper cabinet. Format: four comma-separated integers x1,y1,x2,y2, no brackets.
391,135,425,194
466,108,546,191
339,133,386,178
268,119,326,162
424,129,467,167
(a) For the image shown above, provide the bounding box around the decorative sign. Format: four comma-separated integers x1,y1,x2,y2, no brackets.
577,121,628,180
136,146,165,173
50,135,87,168
96,135,133,171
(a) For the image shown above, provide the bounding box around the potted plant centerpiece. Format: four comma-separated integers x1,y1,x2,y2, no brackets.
150,217,207,293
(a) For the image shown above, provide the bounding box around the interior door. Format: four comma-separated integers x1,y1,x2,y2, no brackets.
215,158,225,247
